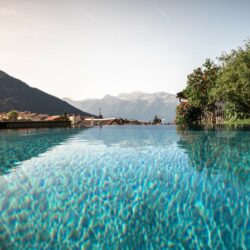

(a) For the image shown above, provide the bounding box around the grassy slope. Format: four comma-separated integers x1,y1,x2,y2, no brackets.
224,119,250,125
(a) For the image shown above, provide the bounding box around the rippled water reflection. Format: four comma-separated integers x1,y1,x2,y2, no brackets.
0,126,249,249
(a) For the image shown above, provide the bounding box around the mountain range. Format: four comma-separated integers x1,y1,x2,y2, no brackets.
0,70,94,116
64,92,179,122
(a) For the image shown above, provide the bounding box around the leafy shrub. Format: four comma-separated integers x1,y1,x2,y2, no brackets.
176,102,202,124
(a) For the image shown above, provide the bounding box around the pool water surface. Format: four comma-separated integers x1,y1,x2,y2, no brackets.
0,126,249,249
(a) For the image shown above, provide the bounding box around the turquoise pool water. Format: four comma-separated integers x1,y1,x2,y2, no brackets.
0,126,249,249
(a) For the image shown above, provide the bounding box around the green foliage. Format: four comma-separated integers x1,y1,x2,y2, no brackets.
213,40,250,119
184,59,219,111
176,102,202,124
224,119,250,125
7,110,18,121
176,40,250,124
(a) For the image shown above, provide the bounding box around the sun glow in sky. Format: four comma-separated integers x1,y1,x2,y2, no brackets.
0,0,249,99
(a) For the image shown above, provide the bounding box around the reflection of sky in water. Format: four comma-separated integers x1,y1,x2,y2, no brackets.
0,126,250,249
0,128,81,175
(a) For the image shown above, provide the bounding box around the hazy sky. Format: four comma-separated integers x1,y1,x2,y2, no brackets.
0,0,249,100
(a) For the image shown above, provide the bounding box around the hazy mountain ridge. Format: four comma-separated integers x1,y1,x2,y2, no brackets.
64,92,179,122
0,70,95,116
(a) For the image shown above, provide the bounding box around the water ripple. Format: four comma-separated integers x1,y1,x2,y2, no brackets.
0,126,249,249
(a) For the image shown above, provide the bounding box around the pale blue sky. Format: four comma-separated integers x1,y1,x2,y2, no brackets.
0,0,249,99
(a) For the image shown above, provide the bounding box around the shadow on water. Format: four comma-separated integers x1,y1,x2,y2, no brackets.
176,125,250,186
0,128,82,175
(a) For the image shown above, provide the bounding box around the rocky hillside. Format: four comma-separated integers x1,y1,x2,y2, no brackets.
64,92,178,122
0,70,95,116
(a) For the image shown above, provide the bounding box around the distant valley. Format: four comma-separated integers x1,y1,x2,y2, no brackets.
64,92,179,122
0,70,178,122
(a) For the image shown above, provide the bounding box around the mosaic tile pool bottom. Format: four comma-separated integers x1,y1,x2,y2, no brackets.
0,126,250,249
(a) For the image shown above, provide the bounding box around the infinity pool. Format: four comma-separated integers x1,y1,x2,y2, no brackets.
0,126,249,249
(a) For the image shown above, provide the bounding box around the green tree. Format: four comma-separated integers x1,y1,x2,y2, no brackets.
184,59,219,112
153,115,161,124
213,40,250,119
176,102,202,124
7,110,18,121
176,59,219,124
176,39,250,124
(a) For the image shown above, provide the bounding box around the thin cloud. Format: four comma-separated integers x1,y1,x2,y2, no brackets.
73,0,132,49
79,8,103,25
152,4,170,21
74,0,103,25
